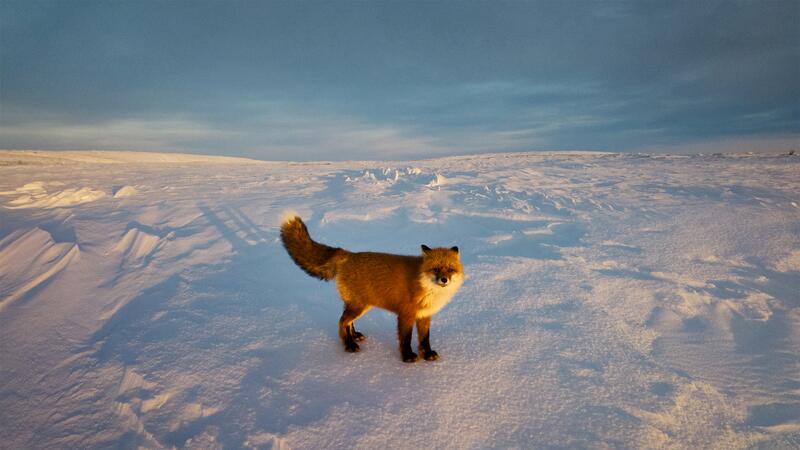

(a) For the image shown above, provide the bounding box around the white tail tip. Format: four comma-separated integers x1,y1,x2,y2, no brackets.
280,209,301,225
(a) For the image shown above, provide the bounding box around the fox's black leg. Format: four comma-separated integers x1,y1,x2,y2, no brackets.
397,315,418,362
416,317,438,361
339,305,367,352
350,324,366,342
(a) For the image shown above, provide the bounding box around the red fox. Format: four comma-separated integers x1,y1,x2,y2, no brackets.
280,214,463,362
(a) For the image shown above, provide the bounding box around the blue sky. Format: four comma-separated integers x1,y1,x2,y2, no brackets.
1,1,798,160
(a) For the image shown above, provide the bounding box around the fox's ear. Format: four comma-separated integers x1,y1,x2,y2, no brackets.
450,246,459,254
421,244,432,254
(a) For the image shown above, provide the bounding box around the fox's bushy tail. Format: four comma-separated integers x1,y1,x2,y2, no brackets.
280,214,345,281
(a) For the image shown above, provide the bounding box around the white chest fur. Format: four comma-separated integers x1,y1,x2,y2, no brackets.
416,273,463,318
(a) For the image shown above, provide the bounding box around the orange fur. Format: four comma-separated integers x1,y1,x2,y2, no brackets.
280,215,463,362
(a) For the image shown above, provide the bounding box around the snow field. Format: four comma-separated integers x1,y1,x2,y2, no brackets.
0,150,798,449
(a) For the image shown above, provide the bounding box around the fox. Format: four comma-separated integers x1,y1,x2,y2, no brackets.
280,214,463,362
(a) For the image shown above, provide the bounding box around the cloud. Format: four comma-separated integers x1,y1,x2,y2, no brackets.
0,117,230,153
236,116,445,161
1,1,798,159
0,108,449,160
633,135,800,154
4,81,795,160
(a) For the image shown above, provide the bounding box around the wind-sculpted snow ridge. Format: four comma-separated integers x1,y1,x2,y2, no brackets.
0,228,80,313
113,185,139,198
0,181,106,209
0,150,798,449
112,228,164,267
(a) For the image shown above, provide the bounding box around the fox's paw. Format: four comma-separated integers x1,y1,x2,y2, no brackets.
401,351,419,363
344,342,360,353
353,331,366,342
422,349,439,361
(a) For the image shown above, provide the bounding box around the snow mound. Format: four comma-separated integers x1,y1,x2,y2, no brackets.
2,181,105,209
0,228,79,313
113,228,162,265
427,172,449,187
113,186,138,198
343,167,435,186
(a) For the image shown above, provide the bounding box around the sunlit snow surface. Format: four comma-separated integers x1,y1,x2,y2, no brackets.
1,150,798,449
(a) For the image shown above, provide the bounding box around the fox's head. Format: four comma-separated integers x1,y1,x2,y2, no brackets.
420,245,464,287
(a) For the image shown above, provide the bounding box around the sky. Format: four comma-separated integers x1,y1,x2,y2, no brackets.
1,1,799,160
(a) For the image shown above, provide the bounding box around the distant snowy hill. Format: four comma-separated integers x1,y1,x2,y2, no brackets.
1,150,798,449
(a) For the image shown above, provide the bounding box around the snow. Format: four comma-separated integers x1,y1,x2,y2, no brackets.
0,181,106,209
0,150,799,449
0,228,80,313
113,185,139,198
